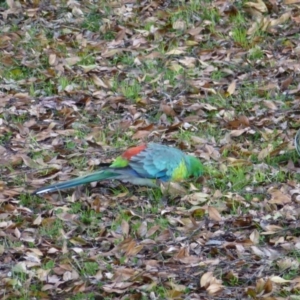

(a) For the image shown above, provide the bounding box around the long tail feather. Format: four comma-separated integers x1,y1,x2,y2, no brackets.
33,170,119,195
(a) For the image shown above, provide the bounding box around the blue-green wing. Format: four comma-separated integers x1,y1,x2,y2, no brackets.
128,143,185,181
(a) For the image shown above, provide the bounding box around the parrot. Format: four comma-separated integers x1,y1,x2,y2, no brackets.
33,143,203,195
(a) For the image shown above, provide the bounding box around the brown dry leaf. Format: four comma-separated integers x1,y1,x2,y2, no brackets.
178,57,197,68
244,0,268,13
160,104,176,117
269,12,292,27
19,154,40,168
261,225,284,234
200,272,214,288
190,136,207,144
166,289,184,298
172,20,186,31
229,128,248,137
262,100,278,110
284,0,300,3
183,192,208,205
250,246,265,257
132,130,151,139
247,18,262,35
160,182,187,198
187,26,202,35
69,237,87,246
204,144,220,160
227,115,250,129
142,51,163,59
261,16,272,31
268,188,291,205
174,246,189,259
168,62,183,72
126,244,143,256
277,258,300,270
121,220,130,236
33,214,43,225
115,29,126,42
101,49,122,58
258,144,273,160
102,282,135,293
292,15,300,24
207,283,224,295
156,229,171,242
3,0,22,19
208,206,222,222
137,221,147,237
49,54,57,66
200,272,224,295
250,229,260,244
257,82,279,93
270,276,291,283
226,80,236,96
146,225,160,238
281,75,293,91
65,56,80,66
269,141,289,157
118,238,136,255
91,74,110,88
166,48,186,55
227,158,252,167
202,103,217,110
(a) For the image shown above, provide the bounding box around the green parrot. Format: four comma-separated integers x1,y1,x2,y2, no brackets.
33,143,203,195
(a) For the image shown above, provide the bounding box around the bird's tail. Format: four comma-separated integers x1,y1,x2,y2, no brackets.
33,169,120,195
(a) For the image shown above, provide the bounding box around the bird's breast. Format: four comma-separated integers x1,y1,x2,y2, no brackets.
171,160,188,181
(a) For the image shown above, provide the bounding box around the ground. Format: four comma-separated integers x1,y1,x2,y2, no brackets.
1,0,300,299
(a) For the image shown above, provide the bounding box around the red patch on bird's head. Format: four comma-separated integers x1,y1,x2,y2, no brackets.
122,144,147,160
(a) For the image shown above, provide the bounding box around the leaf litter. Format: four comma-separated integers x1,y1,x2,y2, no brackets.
1,0,300,299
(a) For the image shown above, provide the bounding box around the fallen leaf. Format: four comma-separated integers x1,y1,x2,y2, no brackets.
208,206,222,222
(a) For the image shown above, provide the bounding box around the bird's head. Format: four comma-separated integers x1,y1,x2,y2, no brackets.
187,155,203,178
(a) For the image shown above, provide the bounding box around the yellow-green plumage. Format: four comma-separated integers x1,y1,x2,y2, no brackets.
110,156,129,168
171,160,188,181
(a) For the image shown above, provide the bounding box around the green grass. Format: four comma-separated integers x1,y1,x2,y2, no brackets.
111,53,135,66
81,11,103,32
43,260,55,270
118,79,142,102
248,46,264,60
211,70,227,80
0,131,12,145
68,293,96,300
39,219,64,239
80,261,99,276
80,209,103,225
